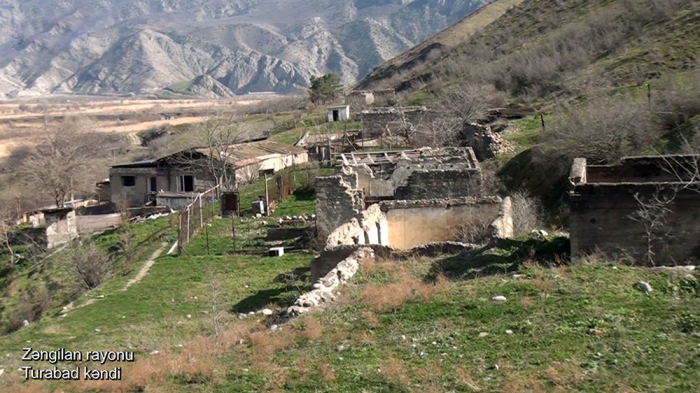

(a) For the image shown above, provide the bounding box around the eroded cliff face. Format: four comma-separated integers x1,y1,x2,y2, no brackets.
0,0,488,98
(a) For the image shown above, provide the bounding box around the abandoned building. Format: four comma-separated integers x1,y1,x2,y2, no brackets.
39,207,79,249
326,105,350,122
359,106,436,139
569,155,700,265
346,89,396,111
306,146,513,293
110,141,308,207
315,147,493,246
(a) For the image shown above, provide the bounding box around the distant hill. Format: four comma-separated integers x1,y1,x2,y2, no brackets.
0,0,490,99
358,0,699,98
357,0,525,90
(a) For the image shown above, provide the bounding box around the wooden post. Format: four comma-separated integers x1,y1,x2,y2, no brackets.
186,207,190,243
199,196,203,228
15,195,21,221
178,214,183,255
647,84,652,110
264,174,270,217
540,113,546,133
232,216,236,252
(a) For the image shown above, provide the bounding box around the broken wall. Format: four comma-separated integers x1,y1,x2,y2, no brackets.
570,184,700,265
359,107,435,137
315,174,365,244
394,169,482,200
569,156,700,265
381,197,502,249
45,210,78,249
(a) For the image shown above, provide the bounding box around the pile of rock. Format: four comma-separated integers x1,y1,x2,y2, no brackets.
287,247,374,316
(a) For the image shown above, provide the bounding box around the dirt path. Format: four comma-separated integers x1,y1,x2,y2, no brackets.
61,242,169,315
122,242,168,291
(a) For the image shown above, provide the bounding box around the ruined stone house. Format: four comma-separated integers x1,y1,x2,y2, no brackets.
110,141,308,207
358,106,435,139
315,147,504,247
568,155,700,265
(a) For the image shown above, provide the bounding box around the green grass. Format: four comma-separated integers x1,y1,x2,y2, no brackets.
213,256,700,392
0,215,177,335
3,202,699,392
506,115,546,148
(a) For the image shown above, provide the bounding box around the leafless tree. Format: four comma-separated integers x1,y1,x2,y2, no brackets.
394,107,429,146
545,95,660,164
629,144,699,265
237,162,263,186
19,118,105,207
628,189,676,266
435,85,490,124
422,85,495,148
0,207,16,268
184,112,252,190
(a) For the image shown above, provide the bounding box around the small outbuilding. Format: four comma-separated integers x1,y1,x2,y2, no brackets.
327,105,350,122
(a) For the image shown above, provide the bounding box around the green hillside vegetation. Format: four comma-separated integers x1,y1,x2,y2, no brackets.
365,0,699,100
0,216,176,336
360,0,700,217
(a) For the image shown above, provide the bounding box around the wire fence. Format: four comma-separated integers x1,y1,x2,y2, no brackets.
177,185,221,255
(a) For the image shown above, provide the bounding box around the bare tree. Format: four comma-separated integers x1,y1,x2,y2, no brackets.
0,207,16,268
435,85,490,124
184,113,252,190
422,85,494,148
19,118,105,207
628,189,676,266
237,161,263,186
545,95,659,164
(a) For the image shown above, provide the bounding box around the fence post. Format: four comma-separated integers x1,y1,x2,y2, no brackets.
186,206,190,244
199,196,203,228
178,214,183,255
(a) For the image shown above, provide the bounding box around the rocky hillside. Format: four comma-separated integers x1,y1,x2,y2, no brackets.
0,0,488,98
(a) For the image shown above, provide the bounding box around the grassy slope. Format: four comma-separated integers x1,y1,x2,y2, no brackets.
215,258,699,392
2,179,698,392
0,216,176,334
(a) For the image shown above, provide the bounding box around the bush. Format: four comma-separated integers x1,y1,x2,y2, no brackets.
511,191,544,237
544,95,660,164
63,240,113,290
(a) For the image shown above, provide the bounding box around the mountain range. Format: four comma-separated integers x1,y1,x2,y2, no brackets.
0,0,488,98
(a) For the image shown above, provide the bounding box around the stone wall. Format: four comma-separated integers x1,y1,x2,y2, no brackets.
291,246,378,316
314,174,365,244
569,156,700,265
570,184,700,265
394,168,482,200
342,147,482,199
359,107,435,137
381,197,502,249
